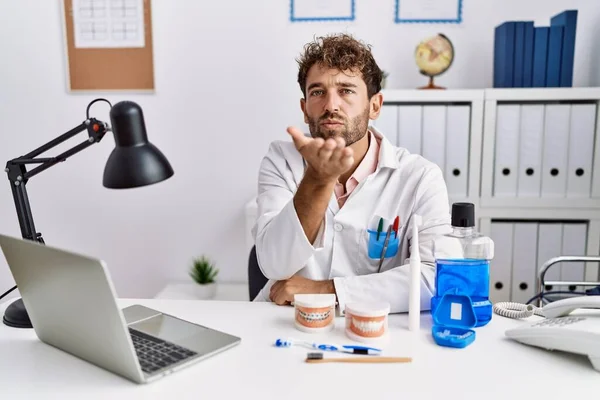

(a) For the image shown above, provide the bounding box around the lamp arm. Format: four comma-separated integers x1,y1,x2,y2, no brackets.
4,118,110,242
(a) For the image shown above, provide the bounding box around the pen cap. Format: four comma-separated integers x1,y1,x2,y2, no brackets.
451,203,475,228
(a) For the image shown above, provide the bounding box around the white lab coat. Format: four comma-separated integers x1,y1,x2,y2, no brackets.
251,126,452,314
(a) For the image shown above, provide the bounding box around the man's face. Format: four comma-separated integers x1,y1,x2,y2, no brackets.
301,64,372,146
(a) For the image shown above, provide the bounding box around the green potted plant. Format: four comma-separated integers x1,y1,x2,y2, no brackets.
189,256,219,299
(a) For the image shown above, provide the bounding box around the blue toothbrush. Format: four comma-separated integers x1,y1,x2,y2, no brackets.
274,338,381,355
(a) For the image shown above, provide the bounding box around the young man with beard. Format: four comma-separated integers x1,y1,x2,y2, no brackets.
252,33,452,314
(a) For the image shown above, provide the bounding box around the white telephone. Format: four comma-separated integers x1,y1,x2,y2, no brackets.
498,296,600,372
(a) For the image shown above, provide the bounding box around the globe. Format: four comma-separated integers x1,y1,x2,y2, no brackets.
414,34,454,89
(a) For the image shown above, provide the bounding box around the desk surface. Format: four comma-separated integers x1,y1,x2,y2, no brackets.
153,282,249,301
1,299,599,399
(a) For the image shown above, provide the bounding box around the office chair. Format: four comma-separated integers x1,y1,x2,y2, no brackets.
537,256,600,307
248,245,269,301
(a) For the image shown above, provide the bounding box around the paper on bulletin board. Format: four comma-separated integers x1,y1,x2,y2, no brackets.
291,0,355,21
396,0,462,23
72,0,145,48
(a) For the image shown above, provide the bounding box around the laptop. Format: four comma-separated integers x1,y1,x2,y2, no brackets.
0,233,241,384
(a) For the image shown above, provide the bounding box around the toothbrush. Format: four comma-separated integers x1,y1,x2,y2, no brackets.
274,338,382,355
409,214,422,332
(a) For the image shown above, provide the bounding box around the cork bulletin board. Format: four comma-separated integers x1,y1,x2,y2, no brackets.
62,0,154,91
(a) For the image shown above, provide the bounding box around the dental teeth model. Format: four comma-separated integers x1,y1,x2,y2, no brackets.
344,302,390,343
294,294,337,333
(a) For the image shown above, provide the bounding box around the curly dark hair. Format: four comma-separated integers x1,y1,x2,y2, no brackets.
296,33,383,99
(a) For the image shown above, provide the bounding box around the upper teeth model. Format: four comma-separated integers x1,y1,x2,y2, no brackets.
352,318,384,333
299,309,331,322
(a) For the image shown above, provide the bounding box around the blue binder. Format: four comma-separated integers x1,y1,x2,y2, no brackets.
551,10,578,87
494,22,516,87
532,27,549,87
546,25,564,87
522,22,535,87
513,22,526,87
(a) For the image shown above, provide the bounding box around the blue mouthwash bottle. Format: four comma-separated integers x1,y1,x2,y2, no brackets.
431,203,494,327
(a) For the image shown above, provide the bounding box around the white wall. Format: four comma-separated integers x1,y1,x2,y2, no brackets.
1,0,599,301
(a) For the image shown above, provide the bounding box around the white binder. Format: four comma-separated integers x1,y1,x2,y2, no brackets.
541,104,570,197
537,223,563,293
493,105,520,197
566,104,596,198
511,223,538,304
490,222,513,303
445,105,470,198
421,105,447,171
372,105,399,145
397,105,422,155
517,105,544,197
560,223,587,293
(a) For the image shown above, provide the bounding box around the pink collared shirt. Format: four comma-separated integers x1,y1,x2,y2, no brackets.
334,131,380,208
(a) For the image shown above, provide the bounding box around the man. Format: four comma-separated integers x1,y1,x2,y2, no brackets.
251,33,452,314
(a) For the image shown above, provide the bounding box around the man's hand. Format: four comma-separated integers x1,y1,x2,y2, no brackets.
269,275,336,306
287,126,354,183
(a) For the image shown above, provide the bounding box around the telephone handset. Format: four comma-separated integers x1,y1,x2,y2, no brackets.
499,296,600,372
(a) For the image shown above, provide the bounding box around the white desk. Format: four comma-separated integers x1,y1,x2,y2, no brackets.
1,299,599,399
154,282,249,301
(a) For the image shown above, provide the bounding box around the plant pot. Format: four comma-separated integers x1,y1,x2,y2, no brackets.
193,283,217,300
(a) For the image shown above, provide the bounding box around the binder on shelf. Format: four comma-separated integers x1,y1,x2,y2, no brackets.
490,222,513,303
493,105,520,197
513,22,531,87
496,10,576,88
511,223,538,304
494,22,516,88
550,10,578,87
545,25,564,87
522,22,535,87
541,104,570,197
373,105,399,146
397,105,423,155
560,223,587,293
444,105,470,199
566,104,595,198
516,105,544,197
421,106,447,172
532,27,549,87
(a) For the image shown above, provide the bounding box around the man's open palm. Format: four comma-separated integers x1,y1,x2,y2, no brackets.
287,126,354,183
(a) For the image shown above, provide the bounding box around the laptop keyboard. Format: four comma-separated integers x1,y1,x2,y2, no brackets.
129,328,198,374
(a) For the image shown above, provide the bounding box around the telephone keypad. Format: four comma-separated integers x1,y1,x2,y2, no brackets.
531,317,587,328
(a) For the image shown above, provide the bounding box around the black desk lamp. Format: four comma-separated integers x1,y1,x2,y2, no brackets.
1,98,174,328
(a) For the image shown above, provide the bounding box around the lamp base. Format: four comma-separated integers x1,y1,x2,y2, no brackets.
3,298,33,328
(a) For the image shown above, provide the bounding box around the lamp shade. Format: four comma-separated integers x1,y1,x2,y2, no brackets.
103,101,174,189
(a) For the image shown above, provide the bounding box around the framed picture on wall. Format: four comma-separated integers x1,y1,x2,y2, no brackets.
395,0,463,24
290,0,355,22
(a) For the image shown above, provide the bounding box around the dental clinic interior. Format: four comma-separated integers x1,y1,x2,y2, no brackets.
1,0,600,398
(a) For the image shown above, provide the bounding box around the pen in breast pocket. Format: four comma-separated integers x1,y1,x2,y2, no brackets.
377,224,393,273
377,217,384,240
393,216,400,238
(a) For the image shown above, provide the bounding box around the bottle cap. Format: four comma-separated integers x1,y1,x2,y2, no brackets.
451,203,475,228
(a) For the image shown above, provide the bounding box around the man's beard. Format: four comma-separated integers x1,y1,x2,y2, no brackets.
307,107,370,146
